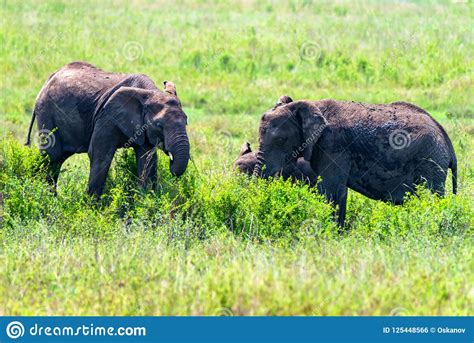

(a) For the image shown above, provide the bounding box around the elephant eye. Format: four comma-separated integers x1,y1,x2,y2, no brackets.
274,137,286,146
166,99,179,106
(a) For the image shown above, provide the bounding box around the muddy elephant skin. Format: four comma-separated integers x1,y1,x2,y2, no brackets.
253,96,457,227
26,62,190,197
234,142,317,185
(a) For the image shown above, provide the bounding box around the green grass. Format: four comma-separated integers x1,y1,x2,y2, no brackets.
0,0,473,315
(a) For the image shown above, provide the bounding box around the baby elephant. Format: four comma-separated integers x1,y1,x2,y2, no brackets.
26,62,190,197
233,142,317,185
253,96,457,227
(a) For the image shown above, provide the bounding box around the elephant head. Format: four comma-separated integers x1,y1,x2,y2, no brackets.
233,142,257,175
102,81,189,176
253,96,327,179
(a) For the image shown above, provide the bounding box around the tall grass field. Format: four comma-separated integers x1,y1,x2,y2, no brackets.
0,1,473,315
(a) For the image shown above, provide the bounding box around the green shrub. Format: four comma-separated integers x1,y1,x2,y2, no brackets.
1,138,471,245
0,0,471,315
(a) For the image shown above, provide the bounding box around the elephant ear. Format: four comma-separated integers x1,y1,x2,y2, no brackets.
163,81,177,96
101,87,152,146
292,101,327,161
274,95,293,109
239,142,252,156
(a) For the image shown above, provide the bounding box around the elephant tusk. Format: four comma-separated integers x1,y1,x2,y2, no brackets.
168,152,173,161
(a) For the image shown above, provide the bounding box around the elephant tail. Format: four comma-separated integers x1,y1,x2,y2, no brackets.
25,109,37,146
450,155,457,195
442,129,457,195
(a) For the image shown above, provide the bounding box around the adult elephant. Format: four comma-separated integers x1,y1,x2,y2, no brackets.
234,142,317,185
26,62,190,197
253,96,457,227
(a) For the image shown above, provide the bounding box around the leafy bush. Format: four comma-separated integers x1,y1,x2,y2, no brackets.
0,1,472,315
2,139,471,245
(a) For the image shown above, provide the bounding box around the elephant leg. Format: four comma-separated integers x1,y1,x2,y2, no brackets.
87,149,116,198
318,179,349,228
87,131,118,198
46,160,61,188
313,151,351,228
335,186,348,228
414,159,448,197
46,152,73,193
39,134,72,193
134,145,157,188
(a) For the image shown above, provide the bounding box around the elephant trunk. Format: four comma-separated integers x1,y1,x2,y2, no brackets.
165,127,190,176
253,149,265,177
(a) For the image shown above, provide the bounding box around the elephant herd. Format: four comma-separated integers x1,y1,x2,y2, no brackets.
26,62,458,226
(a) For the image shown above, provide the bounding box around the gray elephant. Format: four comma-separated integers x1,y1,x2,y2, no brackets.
253,96,457,227
234,142,317,185
26,62,190,197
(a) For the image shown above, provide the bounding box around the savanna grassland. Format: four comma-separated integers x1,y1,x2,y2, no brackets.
0,1,473,315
